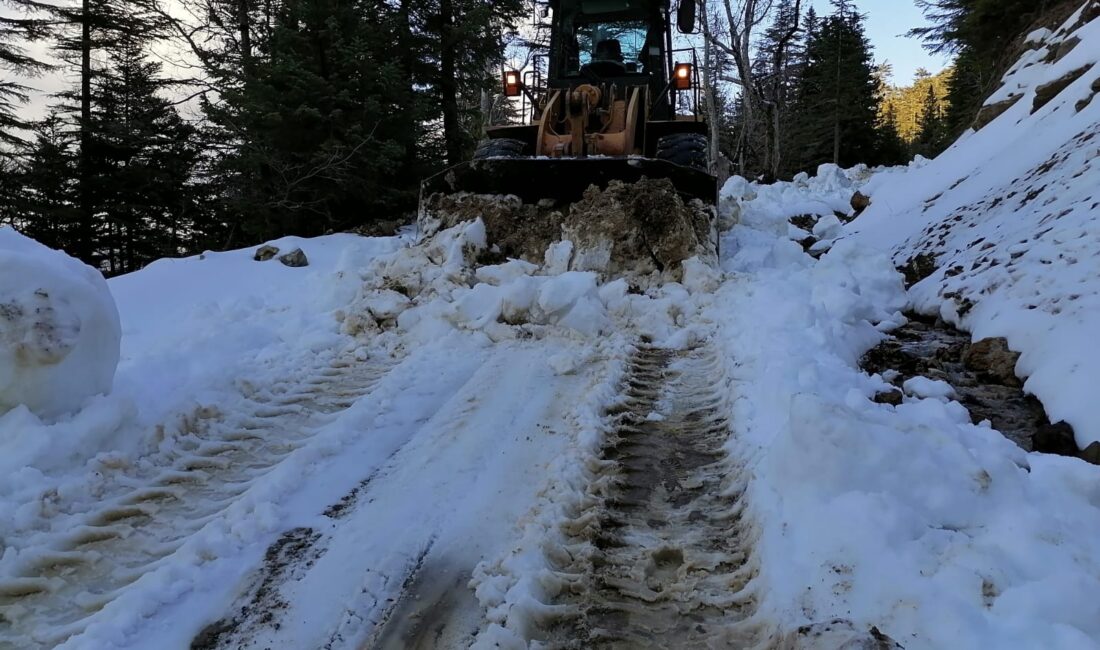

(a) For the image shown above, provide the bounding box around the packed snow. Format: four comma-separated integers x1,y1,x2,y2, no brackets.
0,228,120,421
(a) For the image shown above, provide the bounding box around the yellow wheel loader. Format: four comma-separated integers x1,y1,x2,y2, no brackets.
421,0,716,211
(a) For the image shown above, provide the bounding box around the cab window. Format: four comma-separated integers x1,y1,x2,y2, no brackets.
569,20,650,74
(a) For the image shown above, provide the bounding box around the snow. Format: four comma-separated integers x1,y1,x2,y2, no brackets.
0,228,120,420
847,7,1100,446
3,9,1099,644
903,376,957,401
710,165,1100,648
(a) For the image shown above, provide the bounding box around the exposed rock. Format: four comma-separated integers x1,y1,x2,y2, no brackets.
1032,65,1092,113
779,619,902,649
873,389,904,406
253,245,279,262
1041,35,1080,64
1034,421,1079,456
1074,1,1100,30
861,314,1077,454
974,95,1022,131
1080,441,1100,466
1075,77,1100,112
789,214,819,231
898,252,938,288
963,337,1022,387
850,191,871,216
278,248,309,267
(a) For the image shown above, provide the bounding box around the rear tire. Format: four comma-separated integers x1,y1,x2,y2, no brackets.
655,133,709,171
472,138,528,160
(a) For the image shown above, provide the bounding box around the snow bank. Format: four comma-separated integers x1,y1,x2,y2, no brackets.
715,161,1100,647
847,4,1100,446
0,228,120,419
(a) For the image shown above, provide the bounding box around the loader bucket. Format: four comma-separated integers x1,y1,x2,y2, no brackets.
419,157,718,210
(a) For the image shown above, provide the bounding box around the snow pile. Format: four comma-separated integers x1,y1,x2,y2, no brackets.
848,3,1100,446
0,228,120,419
715,164,1100,647
345,217,715,345
421,178,716,282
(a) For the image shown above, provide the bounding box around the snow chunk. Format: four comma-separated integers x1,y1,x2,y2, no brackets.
475,259,538,286
812,214,843,240
902,376,957,401
0,228,121,418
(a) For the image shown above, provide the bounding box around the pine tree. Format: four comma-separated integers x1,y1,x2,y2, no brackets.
10,114,81,251
45,0,164,263
788,1,882,172
0,0,52,146
207,0,427,241
915,82,947,157
911,0,1044,137
88,33,203,273
875,103,909,165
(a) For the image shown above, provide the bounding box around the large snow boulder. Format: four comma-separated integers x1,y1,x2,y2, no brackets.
0,228,121,418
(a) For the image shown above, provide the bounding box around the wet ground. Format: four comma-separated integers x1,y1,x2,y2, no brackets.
861,312,1080,457
540,343,758,649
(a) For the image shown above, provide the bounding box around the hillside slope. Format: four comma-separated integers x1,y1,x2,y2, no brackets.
848,1,1100,447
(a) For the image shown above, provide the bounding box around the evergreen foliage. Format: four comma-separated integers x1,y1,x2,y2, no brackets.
0,0,52,146
787,1,886,172
879,67,952,143
911,0,1048,137
914,83,948,156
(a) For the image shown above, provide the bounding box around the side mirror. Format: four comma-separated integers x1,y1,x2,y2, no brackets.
677,0,696,34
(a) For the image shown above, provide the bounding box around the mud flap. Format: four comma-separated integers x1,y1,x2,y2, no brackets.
420,157,718,209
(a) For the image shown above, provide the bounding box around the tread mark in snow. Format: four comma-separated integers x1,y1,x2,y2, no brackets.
543,343,759,649
0,355,397,649
190,527,324,650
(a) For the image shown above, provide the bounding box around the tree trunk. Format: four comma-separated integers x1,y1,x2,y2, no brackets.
700,0,721,172
78,0,93,263
238,0,252,72
438,0,463,166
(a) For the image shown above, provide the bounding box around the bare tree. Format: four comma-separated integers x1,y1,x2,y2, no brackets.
703,0,773,175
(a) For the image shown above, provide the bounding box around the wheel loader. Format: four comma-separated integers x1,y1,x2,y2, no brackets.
420,0,717,212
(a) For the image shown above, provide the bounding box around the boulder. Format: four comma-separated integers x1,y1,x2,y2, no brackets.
850,191,871,216
973,95,1022,131
254,245,280,261
1032,65,1092,113
873,389,904,406
898,252,938,288
278,248,309,267
1080,441,1100,466
1033,420,1079,456
963,337,1022,387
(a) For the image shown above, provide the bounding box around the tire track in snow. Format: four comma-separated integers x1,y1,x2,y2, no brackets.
0,352,399,649
543,342,759,649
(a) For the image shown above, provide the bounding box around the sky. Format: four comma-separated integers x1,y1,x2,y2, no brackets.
823,0,954,84
12,0,952,123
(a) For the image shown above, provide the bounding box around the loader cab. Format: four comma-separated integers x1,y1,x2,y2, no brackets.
548,0,675,118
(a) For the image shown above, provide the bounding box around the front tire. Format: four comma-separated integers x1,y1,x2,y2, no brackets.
472,138,528,160
655,133,709,171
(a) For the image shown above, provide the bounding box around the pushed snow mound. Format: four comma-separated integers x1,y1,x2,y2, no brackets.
0,227,121,419
420,178,716,281
847,3,1100,447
